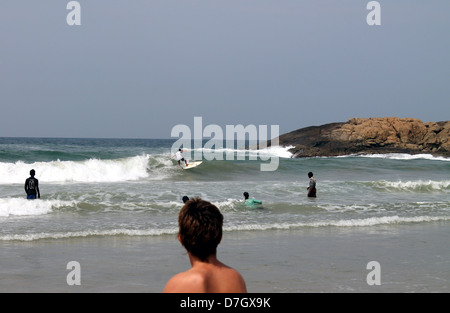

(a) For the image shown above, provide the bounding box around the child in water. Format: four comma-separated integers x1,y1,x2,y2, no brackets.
243,192,263,207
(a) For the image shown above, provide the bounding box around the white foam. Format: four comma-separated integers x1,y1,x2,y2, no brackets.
0,155,152,184
2,215,449,241
189,145,294,160
255,145,295,159
354,153,450,162
0,228,178,241
214,198,242,210
0,198,76,217
224,215,450,231
375,180,450,191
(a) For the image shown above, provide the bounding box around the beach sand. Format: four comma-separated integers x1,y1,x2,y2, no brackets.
1,221,449,293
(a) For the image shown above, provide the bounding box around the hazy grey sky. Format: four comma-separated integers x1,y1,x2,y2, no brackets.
1,1,449,138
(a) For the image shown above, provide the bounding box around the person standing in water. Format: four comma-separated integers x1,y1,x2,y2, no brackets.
307,172,316,198
25,169,40,200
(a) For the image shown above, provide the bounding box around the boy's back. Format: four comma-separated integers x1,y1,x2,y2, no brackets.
164,259,247,293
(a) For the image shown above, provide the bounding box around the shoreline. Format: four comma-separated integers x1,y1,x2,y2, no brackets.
1,221,448,293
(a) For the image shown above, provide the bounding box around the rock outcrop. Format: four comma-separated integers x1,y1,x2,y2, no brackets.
278,117,450,158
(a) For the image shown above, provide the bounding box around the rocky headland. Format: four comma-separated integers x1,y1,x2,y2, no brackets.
278,117,450,158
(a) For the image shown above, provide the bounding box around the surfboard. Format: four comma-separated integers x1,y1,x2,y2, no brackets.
183,161,203,170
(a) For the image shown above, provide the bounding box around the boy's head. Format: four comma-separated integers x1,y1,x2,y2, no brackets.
308,172,313,178
243,192,249,199
30,169,36,177
178,198,223,261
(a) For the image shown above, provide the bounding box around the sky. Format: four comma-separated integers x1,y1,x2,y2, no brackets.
1,1,449,139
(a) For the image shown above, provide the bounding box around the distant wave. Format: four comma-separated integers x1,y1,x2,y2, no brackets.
371,180,450,192
251,145,295,159
340,153,450,162
189,145,294,159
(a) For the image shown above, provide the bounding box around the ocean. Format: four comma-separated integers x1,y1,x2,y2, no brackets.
0,137,449,293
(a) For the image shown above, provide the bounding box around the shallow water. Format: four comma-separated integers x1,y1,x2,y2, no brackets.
0,138,449,292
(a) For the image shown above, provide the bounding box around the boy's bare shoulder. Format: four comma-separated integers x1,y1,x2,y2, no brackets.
163,270,206,293
219,267,247,293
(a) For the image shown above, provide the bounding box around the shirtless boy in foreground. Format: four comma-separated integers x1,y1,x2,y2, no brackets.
163,198,247,293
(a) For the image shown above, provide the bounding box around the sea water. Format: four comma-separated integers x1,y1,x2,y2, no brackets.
0,138,449,292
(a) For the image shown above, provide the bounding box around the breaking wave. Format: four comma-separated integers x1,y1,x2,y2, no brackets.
0,145,293,184
2,215,449,241
0,155,172,184
0,198,76,217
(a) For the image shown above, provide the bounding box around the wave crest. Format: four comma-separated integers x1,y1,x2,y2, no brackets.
0,155,160,184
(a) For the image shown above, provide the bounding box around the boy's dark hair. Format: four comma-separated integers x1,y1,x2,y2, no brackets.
243,192,249,199
178,198,223,261
308,172,313,178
